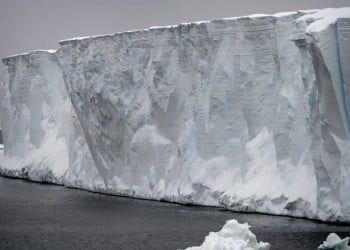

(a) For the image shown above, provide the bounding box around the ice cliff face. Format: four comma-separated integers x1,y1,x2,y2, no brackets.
0,51,101,188
1,8,350,222
0,51,70,183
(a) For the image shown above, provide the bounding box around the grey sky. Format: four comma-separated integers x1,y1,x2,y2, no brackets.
0,0,349,83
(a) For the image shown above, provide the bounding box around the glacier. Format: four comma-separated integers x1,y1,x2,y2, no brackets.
0,7,350,222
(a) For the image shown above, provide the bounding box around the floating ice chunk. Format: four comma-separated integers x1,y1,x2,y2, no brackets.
318,233,350,250
185,219,270,250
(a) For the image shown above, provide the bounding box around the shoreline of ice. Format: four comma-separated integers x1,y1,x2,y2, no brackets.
1,165,350,225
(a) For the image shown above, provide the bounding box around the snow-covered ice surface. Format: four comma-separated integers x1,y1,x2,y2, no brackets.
318,233,350,250
185,219,270,250
1,8,350,222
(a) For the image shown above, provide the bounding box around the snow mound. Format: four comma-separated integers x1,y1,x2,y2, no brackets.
185,219,270,250
318,233,350,250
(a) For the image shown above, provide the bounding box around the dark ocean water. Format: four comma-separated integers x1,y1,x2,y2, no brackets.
0,176,349,250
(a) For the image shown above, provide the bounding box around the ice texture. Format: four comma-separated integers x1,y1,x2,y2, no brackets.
318,233,350,250
1,8,350,222
0,51,101,188
0,50,70,183
185,219,270,250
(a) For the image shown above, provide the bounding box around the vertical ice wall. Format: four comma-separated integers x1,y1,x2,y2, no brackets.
57,10,345,221
0,51,69,182
0,50,100,187
292,8,350,220
0,8,349,222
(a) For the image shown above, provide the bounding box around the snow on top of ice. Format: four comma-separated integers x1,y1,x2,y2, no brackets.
244,13,270,18
297,9,320,14
298,7,350,33
59,34,115,43
273,11,298,17
149,24,178,29
2,49,56,61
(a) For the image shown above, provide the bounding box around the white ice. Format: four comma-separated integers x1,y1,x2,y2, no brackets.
1,8,350,223
318,233,350,250
185,219,270,250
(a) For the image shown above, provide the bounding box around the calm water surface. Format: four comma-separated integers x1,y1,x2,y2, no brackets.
0,176,349,250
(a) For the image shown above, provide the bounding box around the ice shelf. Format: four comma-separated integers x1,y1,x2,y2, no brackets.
1,7,350,222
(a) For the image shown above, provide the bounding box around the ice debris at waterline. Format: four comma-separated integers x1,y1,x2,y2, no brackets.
185,219,270,250
1,7,350,222
318,233,350,250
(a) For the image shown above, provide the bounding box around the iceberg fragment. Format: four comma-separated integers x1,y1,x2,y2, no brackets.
185,219,270,250
318,233,350,250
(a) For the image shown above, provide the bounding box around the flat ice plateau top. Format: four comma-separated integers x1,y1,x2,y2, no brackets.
1,7,350,223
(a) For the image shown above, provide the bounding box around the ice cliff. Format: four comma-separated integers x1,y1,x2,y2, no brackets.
1,8,349,222
0,51,101,188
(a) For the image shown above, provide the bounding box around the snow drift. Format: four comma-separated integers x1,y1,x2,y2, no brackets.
1,8,350,222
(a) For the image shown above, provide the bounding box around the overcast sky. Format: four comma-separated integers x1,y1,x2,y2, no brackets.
0,0,349,83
